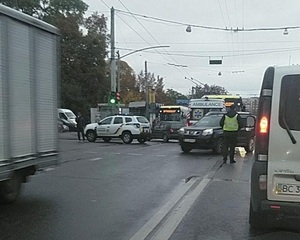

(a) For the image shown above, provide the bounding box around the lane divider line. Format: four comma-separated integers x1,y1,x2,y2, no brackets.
129,177,200,240
130,159,222,240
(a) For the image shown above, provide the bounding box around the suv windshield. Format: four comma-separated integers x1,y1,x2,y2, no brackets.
194,115,222,128
137,116,149,123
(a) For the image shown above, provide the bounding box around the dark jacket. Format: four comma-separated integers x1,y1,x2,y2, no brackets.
76,115,85,129
219,109,242,131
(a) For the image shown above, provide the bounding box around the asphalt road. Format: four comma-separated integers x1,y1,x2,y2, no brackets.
0,132,299,240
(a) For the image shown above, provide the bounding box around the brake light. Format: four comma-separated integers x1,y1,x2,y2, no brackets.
259,175,267,190
260,116,268,133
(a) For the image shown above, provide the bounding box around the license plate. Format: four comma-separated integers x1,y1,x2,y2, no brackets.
276,183,300,195
183,138,196,143
143,128,149,133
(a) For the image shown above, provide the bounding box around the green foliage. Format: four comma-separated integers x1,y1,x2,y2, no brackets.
164,89,188,105
0,1,109,116
0,0,229,113
192,84,228,98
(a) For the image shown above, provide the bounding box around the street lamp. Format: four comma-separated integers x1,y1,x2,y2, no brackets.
116,45,170,119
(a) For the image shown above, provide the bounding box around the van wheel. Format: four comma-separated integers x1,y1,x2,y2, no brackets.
181,145,192,153
86,130,97,142
162,134,169,143
245,137,254,153
103,137,111,143
0,171,22,203
213,138,223,154
122,132,133,144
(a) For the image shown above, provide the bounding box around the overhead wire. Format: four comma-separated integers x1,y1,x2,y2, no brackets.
116,0,195,84
115,9,300,32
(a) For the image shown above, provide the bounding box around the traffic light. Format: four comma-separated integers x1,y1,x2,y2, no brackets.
109,91,116,104
116,92,120,103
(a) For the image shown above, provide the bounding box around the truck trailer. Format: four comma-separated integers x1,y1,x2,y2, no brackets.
0,4,60,203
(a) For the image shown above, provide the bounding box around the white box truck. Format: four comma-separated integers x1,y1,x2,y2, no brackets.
0,4,60,203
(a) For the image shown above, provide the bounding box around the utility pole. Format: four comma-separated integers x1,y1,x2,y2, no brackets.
110,7,116,92
145,60,149,119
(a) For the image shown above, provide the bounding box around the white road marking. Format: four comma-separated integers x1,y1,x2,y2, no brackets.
127,153,142,156
89,158,102,161
130,159,222,240
130,178,199,240
155,155,166,157
44,167,55,172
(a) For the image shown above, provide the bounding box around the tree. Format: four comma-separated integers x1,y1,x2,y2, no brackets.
118,61,142,104
164,89,188,105
0,1,110,115
192,84,228,98
154,76,165,103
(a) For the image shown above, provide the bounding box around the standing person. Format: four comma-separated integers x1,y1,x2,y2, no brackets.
75,112,85,142
219,105,242,164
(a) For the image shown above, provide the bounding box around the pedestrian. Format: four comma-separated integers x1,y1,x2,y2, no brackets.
75,112,86,142
219,105,242,164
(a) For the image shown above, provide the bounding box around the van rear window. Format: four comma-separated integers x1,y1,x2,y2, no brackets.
279,74,300,131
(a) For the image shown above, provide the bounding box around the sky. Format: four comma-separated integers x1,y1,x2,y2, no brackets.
83,0,300,98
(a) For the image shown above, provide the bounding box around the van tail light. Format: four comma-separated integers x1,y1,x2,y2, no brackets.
259,175,267,190
255,89,272,159
260,116,268,133
170,128,174,133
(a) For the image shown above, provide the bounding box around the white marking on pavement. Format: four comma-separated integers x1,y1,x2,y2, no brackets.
89,158,102,161
44,167,55,172
156,155,166,157
130,160,222,240
129,178,199,240
84,151,98,154
127,153,142,156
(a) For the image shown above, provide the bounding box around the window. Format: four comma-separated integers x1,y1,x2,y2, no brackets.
113,117,123,124
101,117,112,125
125,117,132,123
279,74,300,131
59,113,67,120
136,116,149,123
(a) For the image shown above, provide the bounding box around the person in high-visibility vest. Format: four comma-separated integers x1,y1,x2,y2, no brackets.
219,105,242,164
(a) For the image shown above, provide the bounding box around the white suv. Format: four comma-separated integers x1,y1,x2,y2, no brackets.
84,115,151,144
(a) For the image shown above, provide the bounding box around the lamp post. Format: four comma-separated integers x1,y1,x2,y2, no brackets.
116,46,170,119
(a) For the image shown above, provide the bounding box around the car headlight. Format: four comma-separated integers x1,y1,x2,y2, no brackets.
202,129,213,136
178,127,185,134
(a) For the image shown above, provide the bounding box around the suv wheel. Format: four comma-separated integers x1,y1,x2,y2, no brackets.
181,145,192,153
103,137,111,143
162,133,169,143
213,138,223,154
245,137,254,153
122,131,133,144
86,130,97,142
137,138,146,144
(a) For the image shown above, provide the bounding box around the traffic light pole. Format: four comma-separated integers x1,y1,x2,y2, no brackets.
110,7,116,93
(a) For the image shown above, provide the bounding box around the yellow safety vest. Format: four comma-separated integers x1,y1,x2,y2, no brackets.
223,115,239,131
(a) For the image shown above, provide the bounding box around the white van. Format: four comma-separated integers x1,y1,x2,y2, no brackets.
250,65,300,230
58,108,77,131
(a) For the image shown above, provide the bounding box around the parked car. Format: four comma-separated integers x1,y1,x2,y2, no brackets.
178,111,256,153
151,121,185,142
84,115,151,144
58,119,69,133
58,108,77,131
